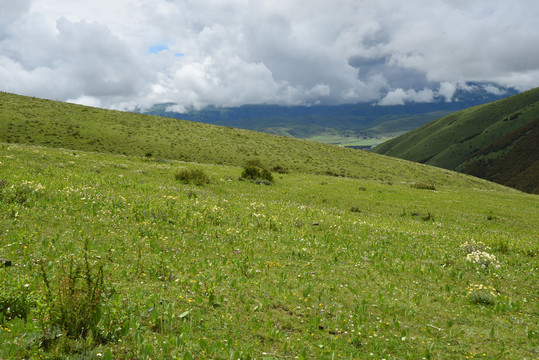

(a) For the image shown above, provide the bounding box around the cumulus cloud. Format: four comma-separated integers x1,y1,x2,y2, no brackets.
1,0,538,110
378,88,435,106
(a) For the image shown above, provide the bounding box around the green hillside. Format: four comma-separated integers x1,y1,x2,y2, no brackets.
0,92,496,186
0,93,538,359
373,88,539,193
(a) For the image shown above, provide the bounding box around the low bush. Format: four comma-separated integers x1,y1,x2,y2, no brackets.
240,160,274,183
467,284,498,305
271,165,289,174
174,168,210,186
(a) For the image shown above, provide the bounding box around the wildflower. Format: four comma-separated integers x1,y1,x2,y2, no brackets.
460,240,490,254
466,251,500,268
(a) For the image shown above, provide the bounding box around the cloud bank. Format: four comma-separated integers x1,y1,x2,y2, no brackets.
1,0,538,110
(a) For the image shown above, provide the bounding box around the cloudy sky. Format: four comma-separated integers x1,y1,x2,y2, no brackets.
1,0,538,110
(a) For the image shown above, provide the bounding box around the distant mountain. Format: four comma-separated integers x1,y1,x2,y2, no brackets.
143,83,517,147
372,87,539,193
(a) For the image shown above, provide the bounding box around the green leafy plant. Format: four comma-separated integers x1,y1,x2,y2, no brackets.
39,250,105,339
239,160,273,183
467,284,498,305
174,168,210,185
0,271,33,321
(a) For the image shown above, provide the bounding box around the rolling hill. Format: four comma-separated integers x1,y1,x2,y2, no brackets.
373,87,539,193
0,92,538,359
0,91,503,187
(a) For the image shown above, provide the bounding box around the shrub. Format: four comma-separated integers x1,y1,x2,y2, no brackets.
240,160,273,183
271,165,289,174
174,168,210,186
39,251,105,339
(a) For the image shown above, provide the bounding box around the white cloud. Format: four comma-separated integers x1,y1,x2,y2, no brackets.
378,88,435,106
1,0,538,110
438,82,457,102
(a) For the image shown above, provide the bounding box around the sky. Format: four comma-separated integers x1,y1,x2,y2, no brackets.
1,0,538,111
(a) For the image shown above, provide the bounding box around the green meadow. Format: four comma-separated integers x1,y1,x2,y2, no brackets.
0,141,537,359
306,135,398,148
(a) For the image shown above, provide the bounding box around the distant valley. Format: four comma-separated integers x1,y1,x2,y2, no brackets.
143,83,516,149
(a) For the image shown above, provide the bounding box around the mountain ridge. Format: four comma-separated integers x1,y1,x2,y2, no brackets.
372,87,539,193
143,84,517,146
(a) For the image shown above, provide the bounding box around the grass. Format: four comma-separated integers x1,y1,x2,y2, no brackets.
0,92,511,189
305,135,399,149
0,142,537,359
373,87,539,193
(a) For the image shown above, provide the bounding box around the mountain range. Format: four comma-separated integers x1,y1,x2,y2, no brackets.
143,83,517,148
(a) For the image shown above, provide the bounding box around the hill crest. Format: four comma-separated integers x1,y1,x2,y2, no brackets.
373,87,539,193
0,91,511,191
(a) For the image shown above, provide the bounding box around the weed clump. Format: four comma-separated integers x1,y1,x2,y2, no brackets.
467,284,498,305
0,180,45,205
460,239,490,254
410,183,436,190
39,250,105,339
174,168,210,186
0,272,33,321
466,251,500,269
271,165,289,174
240,160,273,184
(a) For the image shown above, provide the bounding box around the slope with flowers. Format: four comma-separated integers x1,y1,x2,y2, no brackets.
0,93,537,359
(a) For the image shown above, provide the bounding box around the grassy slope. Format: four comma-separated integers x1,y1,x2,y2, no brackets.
0,93,538,359
1,142,537,359
0,92,499,187
372,88,539,192
461,119,539,193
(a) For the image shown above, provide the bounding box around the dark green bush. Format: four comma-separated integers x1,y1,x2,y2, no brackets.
240,160,274,183
271,165,289,174
174,168,210,186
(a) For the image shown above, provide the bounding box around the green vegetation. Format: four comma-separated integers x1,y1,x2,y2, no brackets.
0,93,537,359
174,168,211,186
0,142,537,359
239,160,274,184
373,87,539,193
0,92,489,185
305,135,399,149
